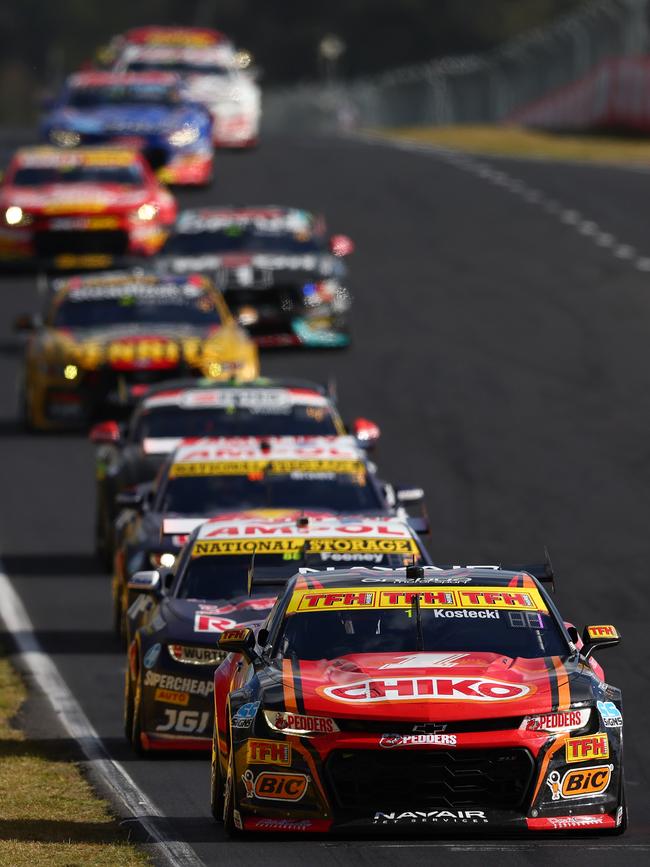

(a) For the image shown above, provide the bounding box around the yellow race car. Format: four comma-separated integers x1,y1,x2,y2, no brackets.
16,270,259,430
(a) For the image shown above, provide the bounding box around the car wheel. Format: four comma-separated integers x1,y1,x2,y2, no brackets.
130,665,145,755
222,747,240,836
210,720,225,821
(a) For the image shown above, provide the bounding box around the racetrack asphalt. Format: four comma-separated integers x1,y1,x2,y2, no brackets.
0,132,649,865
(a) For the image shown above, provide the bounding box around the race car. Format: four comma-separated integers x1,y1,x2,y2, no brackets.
0,146,176,269
157,207,354,347
111,435,425,636
41,72,214,186
16,271,259,430
90,377,380,564
211,565,625,835
124,514,431,752
114,42,260,148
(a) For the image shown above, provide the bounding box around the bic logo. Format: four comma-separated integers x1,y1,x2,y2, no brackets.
246,739,291,766
565,735,609,764
242,770,309,801
547,765,613,801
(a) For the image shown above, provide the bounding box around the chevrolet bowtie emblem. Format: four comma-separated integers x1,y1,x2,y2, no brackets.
412,722,448,733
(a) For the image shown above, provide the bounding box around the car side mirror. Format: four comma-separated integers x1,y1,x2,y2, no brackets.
89,420,122,444
396,486,425,506
329,234,355,257
581,624,621,658
351,417,381,448
116,489,145,510
127,570,161,596
14,313,40,332
218,626,259,663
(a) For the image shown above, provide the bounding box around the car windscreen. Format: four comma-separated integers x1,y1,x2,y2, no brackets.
162,229,324,255
135,405,339,439
160,471,383,514
177,555,296,600
52,288,221,328
11,164,144,186
67,85,178,107
127,61,231,76
278,607,568,661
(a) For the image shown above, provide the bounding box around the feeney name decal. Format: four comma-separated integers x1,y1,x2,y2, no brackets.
565,734,609,764
321,676,532,703
241,770,309,802
246,739,291,766
287,585,548,614
374,810,487,825
587,625,619,640
546,764,613,801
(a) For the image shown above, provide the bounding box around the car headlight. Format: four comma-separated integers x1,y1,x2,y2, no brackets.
521,707,592,733
5,206,32,226
264,710,339,735
168,125,200,147
136,203,158,221
149,552,176,569
49,129,81,148
168,644,227,665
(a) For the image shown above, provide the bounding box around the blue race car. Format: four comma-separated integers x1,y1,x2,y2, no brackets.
41,71,214,186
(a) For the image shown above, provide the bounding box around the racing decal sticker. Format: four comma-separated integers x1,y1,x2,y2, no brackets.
597,700,623,728
191,538,418,558
243,818,332,832
320,676,533,704
587,625,619,640
521,709,590,732
526,815,616,830
194,613,237,633
155,709,210,734
565,734,609,764
171,458,364,477
241,770,309,802
246,739,291,766
231,701,260,729
379,653,468,669
154,688,190,707
287,585,548,614
379,733,457,748
374,810,487,825
144,671,213,696
264,711,339,734
143,643,161,669
546,764,613,800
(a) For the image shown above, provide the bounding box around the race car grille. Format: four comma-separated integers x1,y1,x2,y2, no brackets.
325,748,535,812
336,716,525,734
34,230,129,257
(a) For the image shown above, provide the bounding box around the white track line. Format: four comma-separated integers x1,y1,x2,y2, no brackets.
0,566,203,867
358,133,650,273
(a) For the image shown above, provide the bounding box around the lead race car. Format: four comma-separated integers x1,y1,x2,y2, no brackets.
90,377,379,564
156,207,354,347
0,146,176,270
111,435,425,636
41,72,214,186
212,565,625,835
123,514,431,752
16,270,258,430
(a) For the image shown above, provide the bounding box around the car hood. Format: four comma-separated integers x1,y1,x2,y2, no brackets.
159,251,338,279
3,183,148,212
266,651,595,722
49,104,202,134
160,595,276,642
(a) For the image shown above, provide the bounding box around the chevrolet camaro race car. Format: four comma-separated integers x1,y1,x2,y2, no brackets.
157,207,354,347
0,146,176,269
115,43,260,148
111,435,425,635
90,377,379,563
42,72,215,186
211,565,625,835
17,271,258,430
124,514,431,752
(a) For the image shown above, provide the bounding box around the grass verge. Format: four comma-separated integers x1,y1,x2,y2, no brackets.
0,649,149,867
380,124,650,166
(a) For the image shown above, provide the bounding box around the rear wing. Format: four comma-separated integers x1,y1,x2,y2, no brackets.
499,550,555,592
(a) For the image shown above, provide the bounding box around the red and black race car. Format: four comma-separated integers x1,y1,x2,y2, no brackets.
211,565,625,835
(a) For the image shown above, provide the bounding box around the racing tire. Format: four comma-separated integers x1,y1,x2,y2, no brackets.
123,668,135,743
210,720,225,821
130,666,145,755
222,747,240,836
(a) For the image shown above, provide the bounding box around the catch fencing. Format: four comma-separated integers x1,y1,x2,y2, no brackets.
262,0,650,132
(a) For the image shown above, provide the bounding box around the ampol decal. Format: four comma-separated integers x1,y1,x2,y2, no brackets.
321,676,532,704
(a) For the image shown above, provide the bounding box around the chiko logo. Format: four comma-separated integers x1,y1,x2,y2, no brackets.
379,733,457,748
546,765,613,801
374,810,487,824
597,701,623,728
321,677,532,704
232,702,260,729
241,770,309,802
143,643,161,669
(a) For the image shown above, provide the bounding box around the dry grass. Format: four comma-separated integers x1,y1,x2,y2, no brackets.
0,652,149,867
380,124,650,165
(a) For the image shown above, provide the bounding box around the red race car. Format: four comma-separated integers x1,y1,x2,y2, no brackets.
0,145,176,270
212,565,625,835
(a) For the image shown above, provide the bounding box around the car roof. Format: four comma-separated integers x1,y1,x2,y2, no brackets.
174,207,319,234
139,376,329,401
124,26,230,47
141,382,332,411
